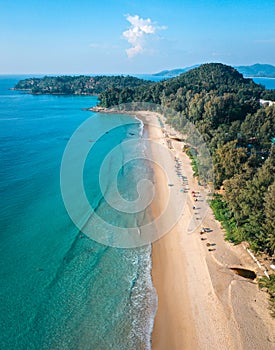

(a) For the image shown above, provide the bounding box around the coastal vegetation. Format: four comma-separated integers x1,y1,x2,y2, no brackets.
95,64,275,255
259,274,275,317
101,63,273,314
186,149,199,178
94,64,275,302
14,75,151,95
15,64,275,257
210,194,239,243
15,64,275,306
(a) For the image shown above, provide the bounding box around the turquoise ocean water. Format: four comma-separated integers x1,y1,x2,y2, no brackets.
0,76,157,350
1,75,274,350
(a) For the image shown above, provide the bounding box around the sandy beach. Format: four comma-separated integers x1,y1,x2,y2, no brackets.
135,111,275,350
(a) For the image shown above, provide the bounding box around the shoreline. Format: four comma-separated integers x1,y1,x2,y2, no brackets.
137,111,197,349
134,111,275,349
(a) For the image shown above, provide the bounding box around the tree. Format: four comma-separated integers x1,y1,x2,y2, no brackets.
214,140,248,187
261,181,275,254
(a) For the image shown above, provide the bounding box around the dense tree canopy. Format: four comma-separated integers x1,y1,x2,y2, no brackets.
14,75,152,95
97,64,275,255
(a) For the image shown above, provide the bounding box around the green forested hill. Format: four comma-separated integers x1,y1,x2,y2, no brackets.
99,63,264,107
14,75,152,95
153,63,275,78
99,63,275,256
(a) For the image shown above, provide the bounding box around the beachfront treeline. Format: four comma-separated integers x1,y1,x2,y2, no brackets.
99,64,275,256
15,64,275,256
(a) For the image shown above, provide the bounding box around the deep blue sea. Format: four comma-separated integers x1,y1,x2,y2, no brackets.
251,77,275,89
0,76,157,350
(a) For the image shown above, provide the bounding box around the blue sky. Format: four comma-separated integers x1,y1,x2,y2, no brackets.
0,0,274,74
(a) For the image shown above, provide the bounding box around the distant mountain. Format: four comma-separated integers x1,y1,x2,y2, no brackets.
235,64,275,78
153,65,200,77
154,63,275,78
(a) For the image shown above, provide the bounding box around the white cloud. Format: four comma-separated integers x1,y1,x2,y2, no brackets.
123,15,166,58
